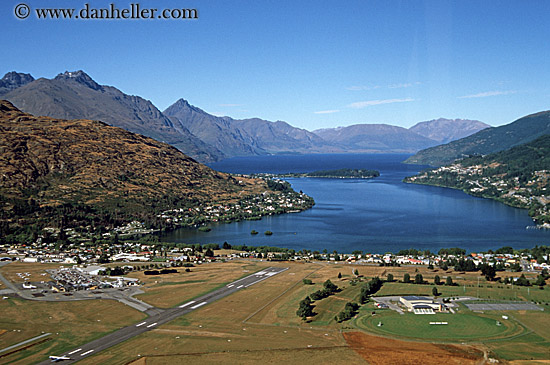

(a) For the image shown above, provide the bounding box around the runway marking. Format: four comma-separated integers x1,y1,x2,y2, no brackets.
265,272,277,276
68,348,82,355
237,285,244,289
135,321,147,327
245,279,264,288
147,322,158,328
80,349,94,356
227,284,234,288
190,301,207,309
255,271,266,276
178,300,196,308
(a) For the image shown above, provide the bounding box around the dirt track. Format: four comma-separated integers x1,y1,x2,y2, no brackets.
344,332,485,365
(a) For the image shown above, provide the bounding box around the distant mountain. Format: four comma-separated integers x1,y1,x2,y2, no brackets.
0,71,223,162
0,71,34,94
406,111,550,166
164,99,333,157
0,100,275,233
409,118,489,144
164,99,262,157
313,124,439,152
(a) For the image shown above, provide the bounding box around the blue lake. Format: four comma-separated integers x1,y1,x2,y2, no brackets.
160,154,549,253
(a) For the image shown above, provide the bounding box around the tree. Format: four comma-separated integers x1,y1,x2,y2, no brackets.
222,241,232,250
354,269,359,276
454,258,477,272
515,274,531,286
432,287,440,297
323,279,339,293
414,273,424,284
387,273,394,282
403,273,410,283
445,276,453,286
535,275,546,287
440,262,449,271
495,246,514,254
205,248,214,257
336,302,360,322
302,279,313,285
434,275,441,285
338,272,342,279
359,277,383,304
296,296,315,319
480,264,496,281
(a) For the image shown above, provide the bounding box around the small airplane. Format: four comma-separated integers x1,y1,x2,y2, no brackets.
49,355,71,362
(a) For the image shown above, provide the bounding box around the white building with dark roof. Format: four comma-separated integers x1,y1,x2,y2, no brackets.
400,296,442,314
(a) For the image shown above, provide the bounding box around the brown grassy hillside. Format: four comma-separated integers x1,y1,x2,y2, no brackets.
0,100,269,235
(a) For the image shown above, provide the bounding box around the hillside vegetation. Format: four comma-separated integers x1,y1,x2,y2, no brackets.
405,134,550,224
0,100,307,242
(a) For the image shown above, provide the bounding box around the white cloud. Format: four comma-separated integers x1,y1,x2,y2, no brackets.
346,85,380,91
458,90,517,99
388,83,413,89
314,109,340,114
347,97,414,109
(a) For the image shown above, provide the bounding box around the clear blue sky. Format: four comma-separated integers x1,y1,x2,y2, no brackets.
2,0,550,130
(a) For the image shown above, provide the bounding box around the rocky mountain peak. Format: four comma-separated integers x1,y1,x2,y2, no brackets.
54,70,103,91
0,72,35,94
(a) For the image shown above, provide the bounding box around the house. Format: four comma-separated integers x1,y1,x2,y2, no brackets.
400,296,442,314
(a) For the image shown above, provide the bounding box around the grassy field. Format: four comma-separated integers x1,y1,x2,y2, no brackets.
0,297,145,364
2,260,549,364
0,262,69,284
131,260,270,308
483,310,550,361
355,310,522,341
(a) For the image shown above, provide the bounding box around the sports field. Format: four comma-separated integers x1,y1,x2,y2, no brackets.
355,310,522,341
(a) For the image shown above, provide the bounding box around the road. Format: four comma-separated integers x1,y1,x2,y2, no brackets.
39,267,288,364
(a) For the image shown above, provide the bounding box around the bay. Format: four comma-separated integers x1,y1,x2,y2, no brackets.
160,154,549,253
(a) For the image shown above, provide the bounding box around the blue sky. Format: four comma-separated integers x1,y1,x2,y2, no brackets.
2,0,550,130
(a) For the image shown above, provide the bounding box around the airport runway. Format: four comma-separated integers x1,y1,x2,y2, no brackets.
40,266,288,364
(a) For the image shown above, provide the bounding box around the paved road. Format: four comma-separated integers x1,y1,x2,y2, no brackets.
372,296,404,315
39,267,288,364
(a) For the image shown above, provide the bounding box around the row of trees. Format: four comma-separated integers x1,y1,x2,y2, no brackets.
296,279,340,320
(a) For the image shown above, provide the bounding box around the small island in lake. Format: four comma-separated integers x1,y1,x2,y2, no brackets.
257,168,380,179
305,168,380,178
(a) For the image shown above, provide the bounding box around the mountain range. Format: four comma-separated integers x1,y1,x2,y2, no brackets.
0,71,223,162
0,70,490,162
406,111,550,166
163,99,334,157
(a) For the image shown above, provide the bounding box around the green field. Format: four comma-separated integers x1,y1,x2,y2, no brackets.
355,310,522,341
